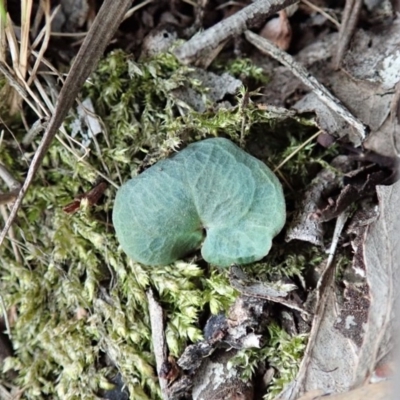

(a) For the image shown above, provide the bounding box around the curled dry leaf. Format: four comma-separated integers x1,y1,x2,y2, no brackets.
285,167,337,246
259,10,292,50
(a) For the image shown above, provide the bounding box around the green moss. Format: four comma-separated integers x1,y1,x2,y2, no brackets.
263,323,308,399
212,57,269,84
228,323,307,398
0,48,327,399
244,243,324,283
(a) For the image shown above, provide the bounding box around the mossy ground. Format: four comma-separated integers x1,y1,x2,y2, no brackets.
0,51,335,399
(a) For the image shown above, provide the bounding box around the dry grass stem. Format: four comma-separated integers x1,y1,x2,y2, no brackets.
274,130,322,172
27,0,53,86
334,0,362,69
19,0,33,79
123,0,154,21
0,164,20,190
0,0,6,62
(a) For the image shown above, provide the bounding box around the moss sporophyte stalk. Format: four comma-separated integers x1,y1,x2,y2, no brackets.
113,137,286,267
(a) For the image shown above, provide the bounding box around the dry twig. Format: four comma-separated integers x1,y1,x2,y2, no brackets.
173,0,298,65
0,0,6,63
333,0,362,70
146,289,169,400
301,0,340,29
274,130,322,172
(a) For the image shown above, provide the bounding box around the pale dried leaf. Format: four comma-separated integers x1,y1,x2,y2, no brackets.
285,168,336,246
299,290,357,394
259,10,292,51
295,381,392,400
354,180,400,384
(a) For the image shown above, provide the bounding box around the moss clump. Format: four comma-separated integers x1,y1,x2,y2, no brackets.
263,323,308,400
228,323,307,399
0,48,327,399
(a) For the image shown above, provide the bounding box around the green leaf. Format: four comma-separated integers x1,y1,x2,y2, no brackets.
113,138,285,267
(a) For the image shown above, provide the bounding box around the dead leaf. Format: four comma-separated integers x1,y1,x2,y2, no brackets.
171,293,272,399
259,10,292,50
332,207,380,348
259,15,400,156
285,167,337,246
280,180,400,400
279,213,357,400
298,287,358,394
295,381,392,400
353,180,400,384
70,97,103,148
229,266,306,314
293,92,354,143
319,166,391,223
286,155,353,246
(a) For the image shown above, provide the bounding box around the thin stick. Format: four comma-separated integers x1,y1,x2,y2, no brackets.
0,168,21,276
0,205,22,262
0,0,134,248
245,30,367,141
50,31,89,37
27,1,54,86
0,61,47,117
54,133,119,189
390,80,400,157
333,0,362,69
0,0,6,63
301,0,340,29
146,289,169,400
173,0,298,65
123,0,153,21
5,14,21,77
19,0,33,79
274,130,322,172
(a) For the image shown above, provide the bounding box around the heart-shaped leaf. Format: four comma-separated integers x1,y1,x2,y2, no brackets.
113,138,286,267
